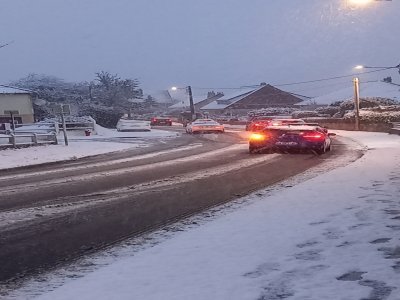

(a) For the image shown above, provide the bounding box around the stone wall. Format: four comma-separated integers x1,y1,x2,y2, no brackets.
304,118,393,133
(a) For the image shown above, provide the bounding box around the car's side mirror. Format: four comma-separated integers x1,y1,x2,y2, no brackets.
328,133,336,137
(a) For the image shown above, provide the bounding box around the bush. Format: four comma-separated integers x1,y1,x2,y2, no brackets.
343,110,400,123
291,111,320,118
248,107,296,118
79,105,123,128
315,106,340,117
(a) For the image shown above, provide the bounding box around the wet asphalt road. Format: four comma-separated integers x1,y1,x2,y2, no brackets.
0,126,359,283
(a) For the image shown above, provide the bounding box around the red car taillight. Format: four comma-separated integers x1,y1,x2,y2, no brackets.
301,131,325,141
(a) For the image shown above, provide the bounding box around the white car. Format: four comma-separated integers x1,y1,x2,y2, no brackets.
116,118,151,132
186,119,224,134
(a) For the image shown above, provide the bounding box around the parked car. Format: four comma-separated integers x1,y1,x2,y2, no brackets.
186,119,225,134
246,117,273,132
289,122,329,134
268,118,306,126
249,125,335,154
150,117,172,126
245,116,298,131
116,118,151,132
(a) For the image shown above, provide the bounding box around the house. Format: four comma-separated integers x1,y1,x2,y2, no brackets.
0,86,34,124
200,83,303,115
309,81,400,106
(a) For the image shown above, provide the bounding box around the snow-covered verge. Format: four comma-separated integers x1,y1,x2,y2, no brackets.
0,127,179,170
5,131,400,300
343,108,400,123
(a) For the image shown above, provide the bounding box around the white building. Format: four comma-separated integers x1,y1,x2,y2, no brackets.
0,86,34,124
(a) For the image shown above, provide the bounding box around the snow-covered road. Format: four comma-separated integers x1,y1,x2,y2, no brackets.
0,128,179,170
4,130,400,300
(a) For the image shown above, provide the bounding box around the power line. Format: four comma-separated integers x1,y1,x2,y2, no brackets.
0,41,13,49
273,68,393,87
191,67,393,91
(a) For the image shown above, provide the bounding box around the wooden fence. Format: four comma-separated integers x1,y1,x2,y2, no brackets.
0,133,58,149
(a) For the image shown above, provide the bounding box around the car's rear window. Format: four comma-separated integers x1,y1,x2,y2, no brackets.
265,129,315,135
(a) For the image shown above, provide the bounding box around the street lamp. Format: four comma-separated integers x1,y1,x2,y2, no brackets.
171,85,195,121
349,0,373,5
355,64,400,74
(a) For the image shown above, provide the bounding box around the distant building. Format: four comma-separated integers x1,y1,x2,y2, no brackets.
200,83,303,115
0,87,34,124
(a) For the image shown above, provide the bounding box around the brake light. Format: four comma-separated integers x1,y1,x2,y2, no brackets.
250,133,267,141
301,132,325,141
152,118,157,122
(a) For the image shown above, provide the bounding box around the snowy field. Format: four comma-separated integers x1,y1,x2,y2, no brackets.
0,127,179,170
4,130,400,300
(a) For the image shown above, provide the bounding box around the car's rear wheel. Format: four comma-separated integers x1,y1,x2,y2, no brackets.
249,147,258,154
264,148,274,154
315,146,326,155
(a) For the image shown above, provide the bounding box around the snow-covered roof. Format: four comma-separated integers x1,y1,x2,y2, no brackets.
201,87,259,110
311,81,400,106
0,86,32,94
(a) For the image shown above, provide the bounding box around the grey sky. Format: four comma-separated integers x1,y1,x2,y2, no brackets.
0,0,399,97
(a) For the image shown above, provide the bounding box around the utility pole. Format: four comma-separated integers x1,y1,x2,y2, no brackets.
60,112,69,146
187,85,195,121
353,77,360,131
51,104,70,146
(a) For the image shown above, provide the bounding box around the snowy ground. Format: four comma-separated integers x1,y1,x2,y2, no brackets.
4,130,400,300
0,127,179,170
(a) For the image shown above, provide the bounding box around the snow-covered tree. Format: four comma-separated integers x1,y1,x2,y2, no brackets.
92,71,141,108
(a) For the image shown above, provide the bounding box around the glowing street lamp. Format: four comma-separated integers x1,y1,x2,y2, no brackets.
354,64,400,74
170,85,195,120
347,0,392,7
349,0,373,5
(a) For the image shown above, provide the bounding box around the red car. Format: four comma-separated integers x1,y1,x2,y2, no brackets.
150,117,172,126
246,117,273,131
246,117,305,132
